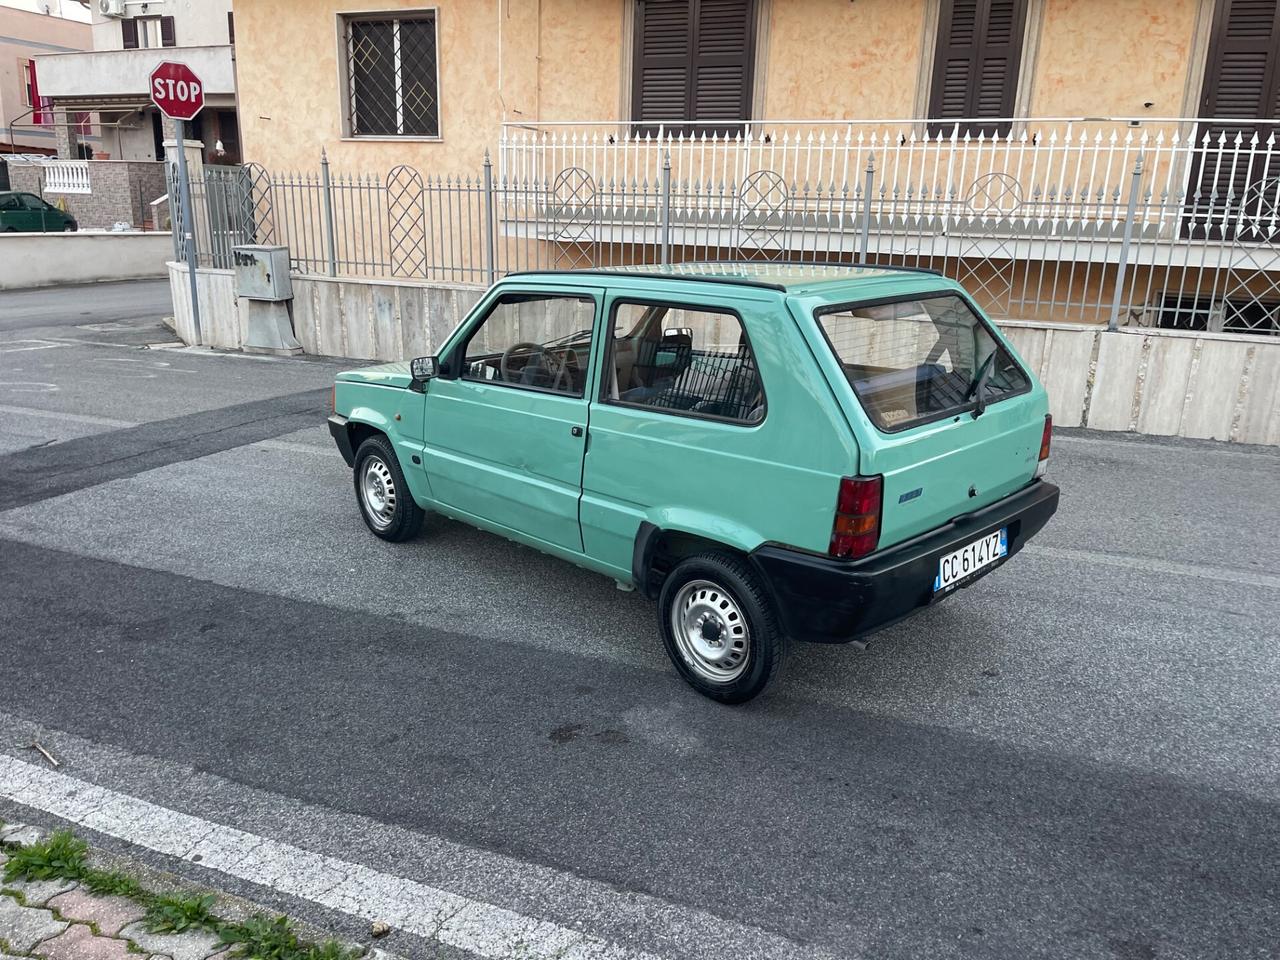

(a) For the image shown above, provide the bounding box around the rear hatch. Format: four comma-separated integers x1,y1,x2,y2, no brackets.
803,289,1047,549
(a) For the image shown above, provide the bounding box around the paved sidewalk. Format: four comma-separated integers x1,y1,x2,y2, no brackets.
0,826,382,960
1,846,224,960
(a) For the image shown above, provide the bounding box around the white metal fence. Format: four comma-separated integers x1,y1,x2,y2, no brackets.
174,117,1280,336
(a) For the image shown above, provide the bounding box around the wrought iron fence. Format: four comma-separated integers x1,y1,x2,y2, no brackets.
173,129,1280,337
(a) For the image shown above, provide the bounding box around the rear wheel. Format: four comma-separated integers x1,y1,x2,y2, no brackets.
353,435,424,542
658,552,785,703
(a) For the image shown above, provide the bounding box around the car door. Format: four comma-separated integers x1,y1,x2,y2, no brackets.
580,288,856,573
0,194,23,231
421,288,601,553
17,194,51,231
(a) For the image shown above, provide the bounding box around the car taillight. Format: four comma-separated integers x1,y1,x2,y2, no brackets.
1035,414,1052,478
830,475,882,559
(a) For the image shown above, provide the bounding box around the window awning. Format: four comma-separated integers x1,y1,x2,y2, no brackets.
50,96,153,113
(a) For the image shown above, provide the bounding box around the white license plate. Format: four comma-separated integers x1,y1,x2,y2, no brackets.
933,528,1008,593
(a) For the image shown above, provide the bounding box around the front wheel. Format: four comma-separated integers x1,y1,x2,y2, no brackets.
658,552,786,703
353,435,424,542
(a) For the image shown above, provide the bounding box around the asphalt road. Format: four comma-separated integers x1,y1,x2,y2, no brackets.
0,278,173,330
1,284,1277,960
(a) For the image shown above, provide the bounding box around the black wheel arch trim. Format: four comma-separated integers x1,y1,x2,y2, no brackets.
632,520,662,599
327,414,355,466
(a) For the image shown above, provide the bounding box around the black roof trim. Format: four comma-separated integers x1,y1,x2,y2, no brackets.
502,261,945,291
502,268,788,292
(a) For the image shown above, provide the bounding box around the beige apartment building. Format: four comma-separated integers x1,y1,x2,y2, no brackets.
0,3,95,157
216,1,1278,334
34,0,238,163
230,0,1275,172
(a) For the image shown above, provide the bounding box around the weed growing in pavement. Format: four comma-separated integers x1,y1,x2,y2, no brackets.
143,893,220,934
304,939,364,960
2,829,87,882
220,915,361,960
2,827,364,960
81,868,146,900
220,915,300,960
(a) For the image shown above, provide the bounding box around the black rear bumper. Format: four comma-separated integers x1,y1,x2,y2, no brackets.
750,480,1059,644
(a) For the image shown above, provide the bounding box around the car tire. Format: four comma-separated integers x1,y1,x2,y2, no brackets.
657,551,785,704
352,435,425,542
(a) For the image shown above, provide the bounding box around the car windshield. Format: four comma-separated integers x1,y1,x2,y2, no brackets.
815,293,1030,432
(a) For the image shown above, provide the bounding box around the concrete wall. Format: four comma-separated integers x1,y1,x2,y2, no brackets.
167,265,1280,446
232,0,1213,173
10,161,167,229
166,264,484,361
0,232,172,289
1002,322,1280,444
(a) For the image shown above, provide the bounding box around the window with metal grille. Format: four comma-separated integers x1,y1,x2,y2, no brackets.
343,13,439,138
927,0,1029,137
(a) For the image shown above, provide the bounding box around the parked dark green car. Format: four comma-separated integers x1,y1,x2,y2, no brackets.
0,191,77,232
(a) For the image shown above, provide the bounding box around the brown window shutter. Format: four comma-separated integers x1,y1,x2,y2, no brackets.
160,16,177,47
121,18,139,49
690,0,755,129
928,0,1029,137
1199,0,1280,118
633,0,693,127
1185,0,1280,240
632,0,755,132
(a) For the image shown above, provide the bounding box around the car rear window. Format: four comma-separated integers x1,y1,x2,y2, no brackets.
815,293,1030,432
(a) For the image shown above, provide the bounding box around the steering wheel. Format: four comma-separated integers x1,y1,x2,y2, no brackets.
500,341,568,390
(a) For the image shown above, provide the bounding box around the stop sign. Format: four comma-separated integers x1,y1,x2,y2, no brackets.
149,61,204,121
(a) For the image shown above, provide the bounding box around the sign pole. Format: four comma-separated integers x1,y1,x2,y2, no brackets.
174,116,201,344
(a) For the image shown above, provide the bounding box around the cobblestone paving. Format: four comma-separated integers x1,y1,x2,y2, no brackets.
0,826,228,960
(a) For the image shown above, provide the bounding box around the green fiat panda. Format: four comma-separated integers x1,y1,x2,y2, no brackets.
328,264,1059,702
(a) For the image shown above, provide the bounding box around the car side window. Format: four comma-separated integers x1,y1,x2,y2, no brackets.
605,301,766,425
0,196,20,211
19,195,47,211
460,293,597,398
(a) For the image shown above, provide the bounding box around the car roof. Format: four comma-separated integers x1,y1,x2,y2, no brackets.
503,262,952,297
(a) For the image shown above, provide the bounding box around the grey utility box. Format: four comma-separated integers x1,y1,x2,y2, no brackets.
233,245,293,301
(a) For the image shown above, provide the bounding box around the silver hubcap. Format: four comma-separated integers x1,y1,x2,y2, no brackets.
360,456,397,529
670,579,750,683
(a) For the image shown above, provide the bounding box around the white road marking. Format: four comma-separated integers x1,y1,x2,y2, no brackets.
1024,544,1280,590
0,404,135,428
0,755,666,960
0,340,68,354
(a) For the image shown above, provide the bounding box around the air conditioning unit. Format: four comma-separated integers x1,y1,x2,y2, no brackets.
99,0,126,18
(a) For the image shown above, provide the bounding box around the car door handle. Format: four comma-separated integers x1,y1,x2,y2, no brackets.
570,426,584,438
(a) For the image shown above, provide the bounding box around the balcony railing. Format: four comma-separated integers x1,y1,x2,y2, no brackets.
500,117,1280,240
173,117,1280,334
42,160,91,195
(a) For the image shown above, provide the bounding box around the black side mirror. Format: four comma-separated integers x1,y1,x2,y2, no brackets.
410,356,439,389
